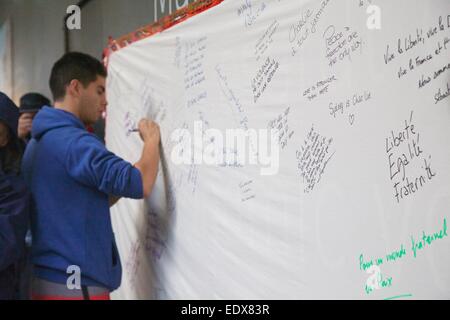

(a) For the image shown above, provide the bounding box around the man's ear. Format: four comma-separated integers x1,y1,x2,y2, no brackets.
67,79,82,99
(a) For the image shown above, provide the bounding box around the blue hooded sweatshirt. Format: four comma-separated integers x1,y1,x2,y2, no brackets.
21,106,143,291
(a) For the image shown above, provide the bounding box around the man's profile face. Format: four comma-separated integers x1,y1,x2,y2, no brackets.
79,76,107,127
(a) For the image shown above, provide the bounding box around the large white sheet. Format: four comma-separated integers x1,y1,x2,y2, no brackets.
105,0,450,299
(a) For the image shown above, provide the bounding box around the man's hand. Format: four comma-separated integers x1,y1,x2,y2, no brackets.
18,113,34,140
138,119,160,145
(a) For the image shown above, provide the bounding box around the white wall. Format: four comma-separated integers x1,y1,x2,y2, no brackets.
0,0,196,103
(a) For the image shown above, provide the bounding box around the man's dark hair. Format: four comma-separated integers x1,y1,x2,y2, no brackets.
49,52,107,101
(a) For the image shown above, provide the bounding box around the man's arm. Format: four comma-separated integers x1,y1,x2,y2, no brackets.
109,119,160,207
65,131,152,201
133,119,161,199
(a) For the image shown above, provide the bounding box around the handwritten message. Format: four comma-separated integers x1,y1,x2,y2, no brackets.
255,20,279,61
384,15,450,103
323,25,364,68
360,217,448,295
296,125,335,193
237,0,266,28
145,209,166,261
251,56,280,103
175,36,209,109
386,111,436,204
125,240,142,289
124,111,137,137
183,36,207,90
239,180,256,202
303,75,337,101
268,107,295,150
138,78,168,123
329,90,372,126
216,65,249,130
289,0,331,57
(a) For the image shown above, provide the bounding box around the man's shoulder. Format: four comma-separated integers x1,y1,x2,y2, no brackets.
40,126,102,151
24,127,98,166
66,130,106,153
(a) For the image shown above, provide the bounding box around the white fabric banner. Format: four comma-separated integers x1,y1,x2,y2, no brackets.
106,0,450,299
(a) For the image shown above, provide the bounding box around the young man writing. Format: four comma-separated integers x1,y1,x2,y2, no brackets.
22,52,160,300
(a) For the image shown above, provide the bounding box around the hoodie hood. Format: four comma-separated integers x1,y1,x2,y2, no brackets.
0,92,20,137
32,106,85,140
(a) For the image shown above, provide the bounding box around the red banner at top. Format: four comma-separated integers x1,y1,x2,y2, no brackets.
103,0,223,64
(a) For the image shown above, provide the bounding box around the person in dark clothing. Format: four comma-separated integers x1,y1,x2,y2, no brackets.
0,92,30,300
17,93,51,144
